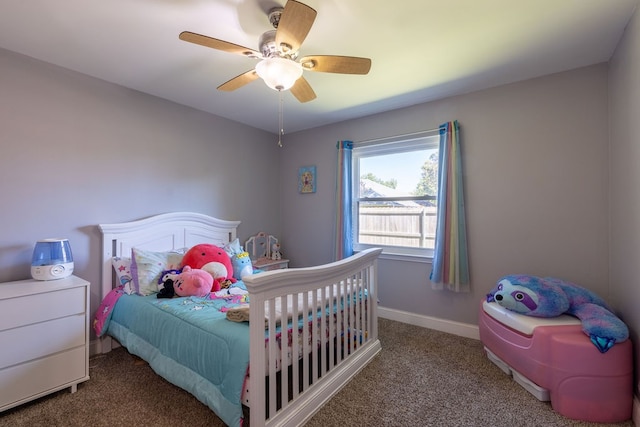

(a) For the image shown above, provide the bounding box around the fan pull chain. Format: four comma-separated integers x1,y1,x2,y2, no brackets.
277,91,284,147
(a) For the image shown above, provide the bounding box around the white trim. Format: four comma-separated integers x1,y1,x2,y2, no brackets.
355,129,440,148
354,249,432,263
633,394,640,426
89,339,101,357
378,306,480,340
378,252,432,263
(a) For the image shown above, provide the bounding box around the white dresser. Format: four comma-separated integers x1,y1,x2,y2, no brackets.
0,275,90,411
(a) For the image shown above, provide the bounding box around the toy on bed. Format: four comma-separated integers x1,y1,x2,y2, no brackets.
156,268,181,295
157,269,181,298
231,251,253,280
182,243,236,292
487,274,629,353
223,238,254,280
157,266,214,298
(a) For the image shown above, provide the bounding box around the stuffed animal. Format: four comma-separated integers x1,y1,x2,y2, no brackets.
182,243,235,292
159,269,181,284
157,266,213,298
233,251,253,280
222,239,254,281
271,243,282,261
156,268,182,298
487,274,629,353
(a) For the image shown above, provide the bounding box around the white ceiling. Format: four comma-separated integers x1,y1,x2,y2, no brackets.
0,0,637,133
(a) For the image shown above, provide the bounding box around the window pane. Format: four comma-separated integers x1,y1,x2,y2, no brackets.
358,202,437,250
358,149,437,198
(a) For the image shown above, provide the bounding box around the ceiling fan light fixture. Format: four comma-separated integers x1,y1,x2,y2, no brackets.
255,57,303,91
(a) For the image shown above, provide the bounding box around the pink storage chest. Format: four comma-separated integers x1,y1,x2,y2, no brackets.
478,300,632,423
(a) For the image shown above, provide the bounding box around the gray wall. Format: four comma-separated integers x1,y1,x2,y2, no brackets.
0,48,281,326
280,64,610,326
609,5,640,395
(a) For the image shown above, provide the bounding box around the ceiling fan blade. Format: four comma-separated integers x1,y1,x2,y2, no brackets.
300,55,371,74
275,0,317,53
217,70,259,92
179,31,261,58
290,77,316,103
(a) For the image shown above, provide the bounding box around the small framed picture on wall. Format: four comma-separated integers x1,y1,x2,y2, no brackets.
298,165,316,194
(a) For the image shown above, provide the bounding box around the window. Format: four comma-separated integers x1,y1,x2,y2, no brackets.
352,131,439,258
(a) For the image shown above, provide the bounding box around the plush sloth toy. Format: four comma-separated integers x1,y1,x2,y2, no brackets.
487,274,629,353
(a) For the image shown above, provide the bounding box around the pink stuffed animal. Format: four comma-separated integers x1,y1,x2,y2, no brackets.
182,244,236,292
173,266,214,297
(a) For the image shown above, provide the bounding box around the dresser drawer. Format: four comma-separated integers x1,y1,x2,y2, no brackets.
0,314,86,370
0,286,86,332
0,346,87,411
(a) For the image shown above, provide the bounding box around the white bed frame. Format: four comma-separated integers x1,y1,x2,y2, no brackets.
99,212,382,427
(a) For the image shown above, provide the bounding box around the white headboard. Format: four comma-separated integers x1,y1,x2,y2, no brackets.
99,212,241,299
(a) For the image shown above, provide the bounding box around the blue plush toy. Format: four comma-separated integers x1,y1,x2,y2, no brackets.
232,251,253,280
223,239,253,280
487,274,629,353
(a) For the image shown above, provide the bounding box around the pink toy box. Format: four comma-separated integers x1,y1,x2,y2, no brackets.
479,300,632,423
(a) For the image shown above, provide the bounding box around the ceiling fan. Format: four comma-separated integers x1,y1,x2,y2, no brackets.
179,0,372,103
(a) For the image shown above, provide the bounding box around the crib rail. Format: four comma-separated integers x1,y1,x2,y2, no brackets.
244,248,383,427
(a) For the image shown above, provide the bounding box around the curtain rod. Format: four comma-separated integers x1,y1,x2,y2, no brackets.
355,128,440,145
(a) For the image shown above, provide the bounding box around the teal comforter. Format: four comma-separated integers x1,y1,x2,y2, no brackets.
107,293,250,427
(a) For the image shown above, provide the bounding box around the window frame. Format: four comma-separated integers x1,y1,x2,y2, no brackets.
351,130,440,259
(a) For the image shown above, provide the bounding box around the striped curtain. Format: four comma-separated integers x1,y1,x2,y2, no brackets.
335,141,354,260
430,121,470,291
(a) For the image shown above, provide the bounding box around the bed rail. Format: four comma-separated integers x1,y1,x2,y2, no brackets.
244,248,383,427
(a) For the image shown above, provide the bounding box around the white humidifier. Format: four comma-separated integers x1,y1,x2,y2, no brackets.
31,238,74,280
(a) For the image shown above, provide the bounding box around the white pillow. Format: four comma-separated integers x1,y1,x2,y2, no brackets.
130,248,184,296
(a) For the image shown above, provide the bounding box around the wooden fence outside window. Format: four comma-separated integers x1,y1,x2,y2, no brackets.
358,206,437,249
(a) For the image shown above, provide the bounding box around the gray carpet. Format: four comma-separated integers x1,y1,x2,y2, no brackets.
1,318,633,427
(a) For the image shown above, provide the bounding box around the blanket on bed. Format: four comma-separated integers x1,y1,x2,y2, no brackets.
101,291,250,427
93,285,125,337
222,283,366,327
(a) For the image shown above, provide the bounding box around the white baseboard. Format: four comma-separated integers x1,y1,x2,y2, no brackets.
89,339,101,357
633,394,640,425
378,306,480,340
